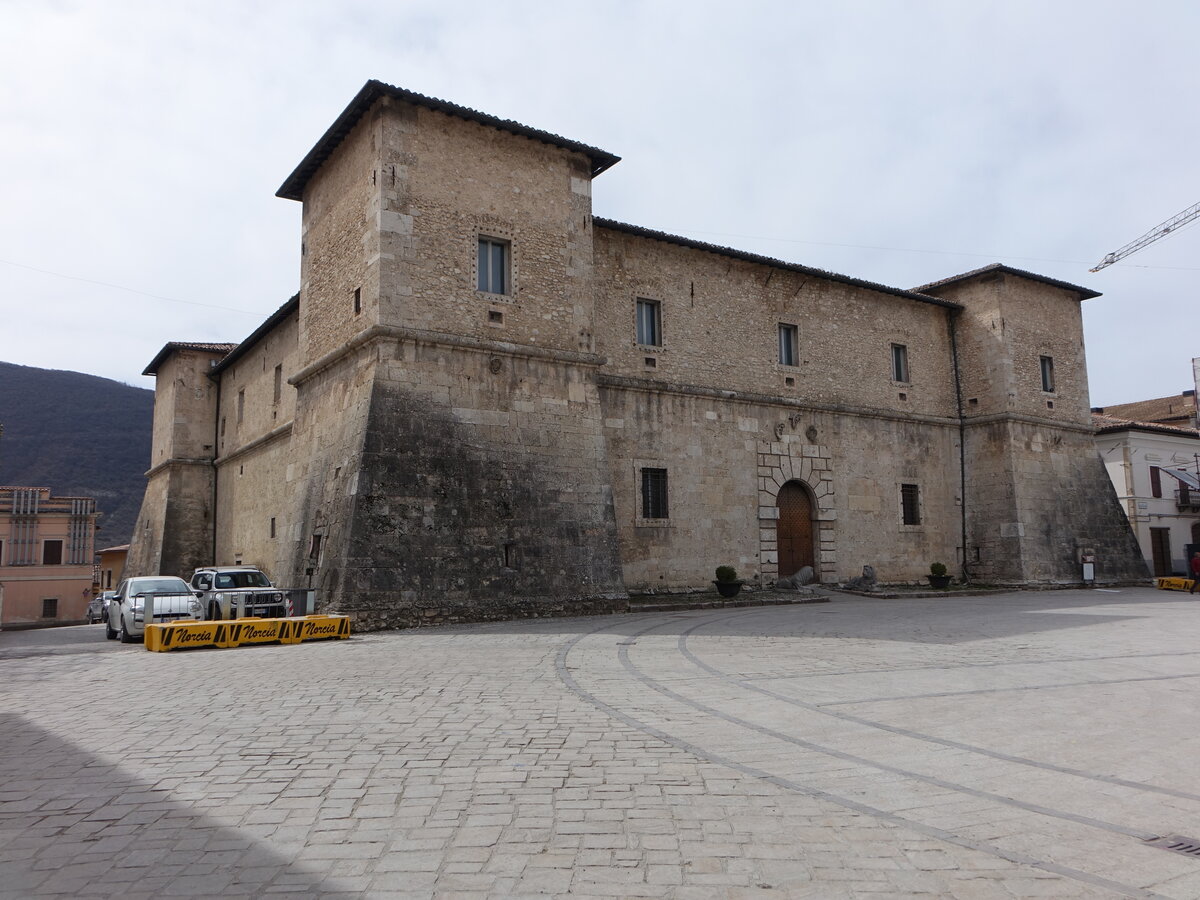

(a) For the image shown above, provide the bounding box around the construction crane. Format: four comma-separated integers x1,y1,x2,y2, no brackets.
1091,200,1200,271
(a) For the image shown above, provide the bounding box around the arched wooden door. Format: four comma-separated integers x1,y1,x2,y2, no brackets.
777,481,815,579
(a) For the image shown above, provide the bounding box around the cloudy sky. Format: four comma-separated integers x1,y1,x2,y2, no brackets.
3,0,1196,405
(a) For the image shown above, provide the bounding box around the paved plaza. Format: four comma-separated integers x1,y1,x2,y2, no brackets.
2,587,1200,898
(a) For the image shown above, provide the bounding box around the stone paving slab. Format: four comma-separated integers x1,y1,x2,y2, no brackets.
2,588,1199,897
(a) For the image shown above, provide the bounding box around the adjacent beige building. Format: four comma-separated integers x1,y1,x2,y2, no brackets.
128,81,1147,629
1,486,98,628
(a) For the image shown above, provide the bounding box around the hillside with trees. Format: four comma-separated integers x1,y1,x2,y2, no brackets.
0,361,153,546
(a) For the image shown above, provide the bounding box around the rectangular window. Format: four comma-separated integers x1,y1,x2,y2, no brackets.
353,287,361,315
41,598,58,619
1150,465,1162,498
778,324,798,366
273,365,283,404
477,237,509,294
640,468,669,519
309,534,323,562
1040,355,1055,392
270,517,277,539
636,298,662,347
900,483,921,525
42,540,63,566
891,344,910,383
237,389,245,424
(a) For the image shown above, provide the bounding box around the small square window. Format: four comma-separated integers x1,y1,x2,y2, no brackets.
636,298,662,347
900,483,921,526
891,344,910,384
478,237,510,295
488,310,504,324
1040,355,1055,393
41,598,58,619
778,324,798,366
641,468,669,519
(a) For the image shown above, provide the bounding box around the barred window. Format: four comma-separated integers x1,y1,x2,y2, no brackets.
900,483,921,526
41,598,57,618
641,468,669,519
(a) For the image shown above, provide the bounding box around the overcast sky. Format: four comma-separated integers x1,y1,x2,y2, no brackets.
3,0,1196,406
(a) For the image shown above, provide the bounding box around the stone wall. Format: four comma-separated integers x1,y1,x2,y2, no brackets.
329,336,625,630
599,380,963,588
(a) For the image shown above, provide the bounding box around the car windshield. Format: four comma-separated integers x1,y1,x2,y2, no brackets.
132,578,190,594
214,571,271,589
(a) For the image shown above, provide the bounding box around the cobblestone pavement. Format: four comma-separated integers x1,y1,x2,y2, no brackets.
3,587,1200,898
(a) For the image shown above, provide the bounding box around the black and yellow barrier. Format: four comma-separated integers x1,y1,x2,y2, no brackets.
1156,577,1196,592
144,615,351,652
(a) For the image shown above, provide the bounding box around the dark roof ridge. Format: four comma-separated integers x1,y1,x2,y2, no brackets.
594,218,959,308
211,294,301,376
914,263,1101,300
142,342,237,376
277,81,621,201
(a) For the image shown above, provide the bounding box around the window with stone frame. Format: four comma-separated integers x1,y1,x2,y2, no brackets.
477,237,510,295
1040,355,1055,393
891,343,910,384
778,324,799,366
636,298,662,347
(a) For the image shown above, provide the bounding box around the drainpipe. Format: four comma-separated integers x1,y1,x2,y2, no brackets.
210,369,221,566
948,308,969,583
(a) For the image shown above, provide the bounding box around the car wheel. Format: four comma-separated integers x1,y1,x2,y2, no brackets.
119,617,136,644
105,615,118,640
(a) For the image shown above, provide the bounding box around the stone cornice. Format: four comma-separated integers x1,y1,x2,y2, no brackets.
596,374,961,428
214,422,294,468
144,457,213,479
290,325,608,387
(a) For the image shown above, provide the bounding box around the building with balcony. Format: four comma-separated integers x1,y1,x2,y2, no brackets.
1094,413,1200,576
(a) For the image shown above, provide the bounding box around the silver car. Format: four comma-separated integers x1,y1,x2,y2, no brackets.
106,576,203,643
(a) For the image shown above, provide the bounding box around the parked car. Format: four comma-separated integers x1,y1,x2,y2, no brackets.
190,566,289,619
86,591,115,624
106,576,203,643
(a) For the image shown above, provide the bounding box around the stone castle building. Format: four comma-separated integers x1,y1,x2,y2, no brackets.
127,80,1147,627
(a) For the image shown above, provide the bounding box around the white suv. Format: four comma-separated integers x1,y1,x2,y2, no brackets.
190,566,289,619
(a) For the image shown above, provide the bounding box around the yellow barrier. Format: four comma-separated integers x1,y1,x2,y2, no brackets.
1156,577,1196,592
144,615,351,652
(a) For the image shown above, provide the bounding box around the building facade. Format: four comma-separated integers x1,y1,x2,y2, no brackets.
1094,414,1200,576
128,81,1147,629
0,486,98,628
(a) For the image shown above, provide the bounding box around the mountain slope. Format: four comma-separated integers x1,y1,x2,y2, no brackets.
0,361,153,545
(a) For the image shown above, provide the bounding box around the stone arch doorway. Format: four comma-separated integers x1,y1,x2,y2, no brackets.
777,481,816,579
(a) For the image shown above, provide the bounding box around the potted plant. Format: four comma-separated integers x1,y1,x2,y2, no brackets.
928,562,952,589
713,566,744,598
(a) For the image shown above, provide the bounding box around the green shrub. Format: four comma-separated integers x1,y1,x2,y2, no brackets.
715,566,738,582
929,562,948,577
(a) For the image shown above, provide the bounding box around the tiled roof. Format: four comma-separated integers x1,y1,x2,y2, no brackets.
1092,412,1200,438
97,544,130,553
913,263,1102,301
1096,393,1196,426
142,342,237,376
595,219,960,308
277,81,621,201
